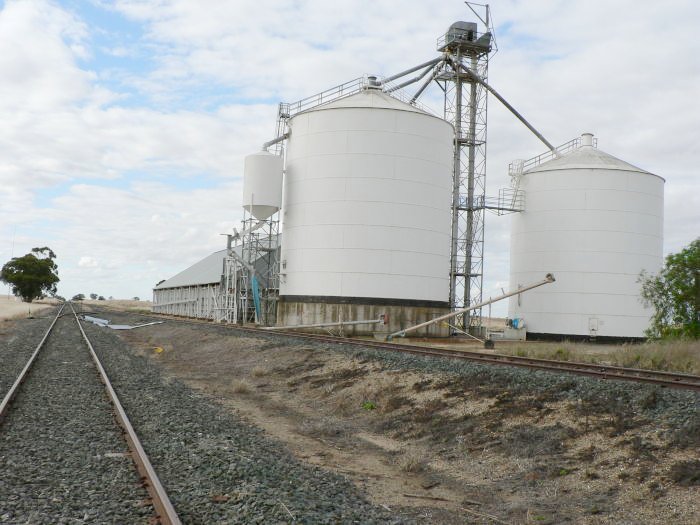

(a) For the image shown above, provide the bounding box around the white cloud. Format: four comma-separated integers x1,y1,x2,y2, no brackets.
78,256,99,268
0,0,697,310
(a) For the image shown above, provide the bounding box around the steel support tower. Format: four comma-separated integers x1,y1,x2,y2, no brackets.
436,12,495,332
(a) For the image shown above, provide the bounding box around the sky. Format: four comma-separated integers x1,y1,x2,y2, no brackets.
0,0,698,313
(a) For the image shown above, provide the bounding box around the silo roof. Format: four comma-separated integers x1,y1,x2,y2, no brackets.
301,89,432,116
526,145,664,181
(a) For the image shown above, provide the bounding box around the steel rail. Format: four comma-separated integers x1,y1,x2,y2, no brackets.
233,327,700,391
87,305,700,392
0,303,65,423
69,303,182,525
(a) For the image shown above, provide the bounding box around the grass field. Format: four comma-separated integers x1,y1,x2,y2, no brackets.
499,339,700,374
0,296,57,321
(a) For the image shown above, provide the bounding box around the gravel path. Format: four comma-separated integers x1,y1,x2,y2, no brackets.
80,318,402,524
0,315,151,524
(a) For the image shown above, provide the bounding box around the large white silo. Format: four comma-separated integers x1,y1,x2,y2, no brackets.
508,133,664,340
277,87,454,336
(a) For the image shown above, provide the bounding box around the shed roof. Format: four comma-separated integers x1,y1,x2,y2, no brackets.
154,234,280,290
154,249,228,290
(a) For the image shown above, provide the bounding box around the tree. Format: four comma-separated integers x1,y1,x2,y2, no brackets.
72,294,85,301
640,238,700,339
89,293,98,300
98,296,106,301
1,247,59,303
133,296,140,301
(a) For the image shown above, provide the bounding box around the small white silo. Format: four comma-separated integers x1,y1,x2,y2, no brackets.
508,133,664,340
278,87,454,335
242,151,283,220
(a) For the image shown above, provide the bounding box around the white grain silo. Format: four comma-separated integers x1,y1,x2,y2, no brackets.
242,151,283,220
277,86,454,336
508,133,664,340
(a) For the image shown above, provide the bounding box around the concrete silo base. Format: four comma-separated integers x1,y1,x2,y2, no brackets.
277,297,451,337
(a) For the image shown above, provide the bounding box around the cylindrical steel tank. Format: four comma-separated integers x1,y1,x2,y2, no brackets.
508,133,664,340
242,151,283,220
278,88,454,336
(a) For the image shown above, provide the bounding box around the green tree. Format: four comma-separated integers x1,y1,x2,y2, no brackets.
640,238,700,339
72,294,85,301
1,247,59,303
89,293,98,300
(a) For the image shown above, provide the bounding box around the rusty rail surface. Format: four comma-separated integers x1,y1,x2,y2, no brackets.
69,303,181,525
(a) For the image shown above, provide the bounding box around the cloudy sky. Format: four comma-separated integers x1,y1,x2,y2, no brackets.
1,0,698,312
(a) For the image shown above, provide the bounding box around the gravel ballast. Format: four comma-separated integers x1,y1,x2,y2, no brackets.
0,312,56,401
0,314,151,524
80,318,401,524
82,308,700,523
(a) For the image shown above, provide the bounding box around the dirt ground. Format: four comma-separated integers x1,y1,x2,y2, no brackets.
0,296,55,321
105,314,699,524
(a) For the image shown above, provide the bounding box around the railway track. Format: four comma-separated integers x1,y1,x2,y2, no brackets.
240,326,700,391
90,305,700,392
0,303,181,524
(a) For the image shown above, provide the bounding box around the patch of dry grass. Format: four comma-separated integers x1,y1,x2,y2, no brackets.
609,341,700,374
499,340,700,373
251,366,266,378
394,449,426,473
500,342,582,362
231,380,252,394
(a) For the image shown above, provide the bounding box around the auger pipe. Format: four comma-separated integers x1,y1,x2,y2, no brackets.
262,132,289,151
386,273,555,340
384,61,441,93
381,57,443,85
409,65,442,104
454,61,558,156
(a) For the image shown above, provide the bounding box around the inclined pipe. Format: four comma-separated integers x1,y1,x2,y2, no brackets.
454,61,558,156
386,273,555,340
381,57,443,85
384,62,440,93
261,132,289,151
409,64,444,104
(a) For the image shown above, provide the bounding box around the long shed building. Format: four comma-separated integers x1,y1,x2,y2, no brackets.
153,249,228,319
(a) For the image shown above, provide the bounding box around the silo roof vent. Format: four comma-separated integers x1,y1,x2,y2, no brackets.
365,75,381,89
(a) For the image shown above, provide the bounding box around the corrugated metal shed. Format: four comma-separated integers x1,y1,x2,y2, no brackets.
154,234,280,291
154,249,228,290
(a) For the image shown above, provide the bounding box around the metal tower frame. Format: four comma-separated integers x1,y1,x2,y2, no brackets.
437,11,495,331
